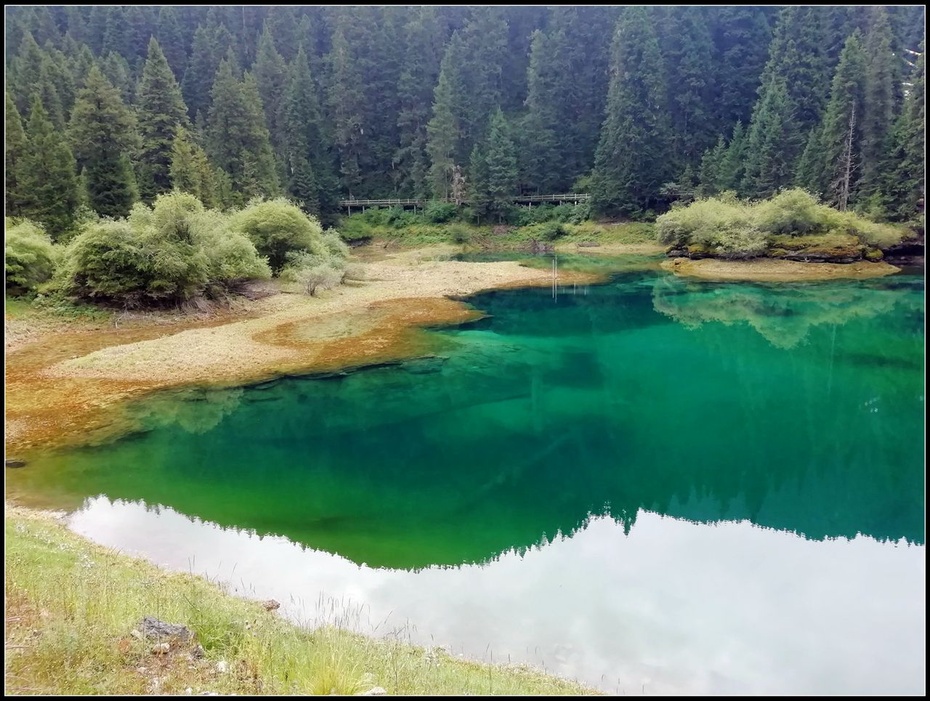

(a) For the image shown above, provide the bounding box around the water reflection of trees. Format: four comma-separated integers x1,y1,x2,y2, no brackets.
651,275,907,349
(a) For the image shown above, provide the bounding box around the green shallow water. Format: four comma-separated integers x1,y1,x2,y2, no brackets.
7,264,925,694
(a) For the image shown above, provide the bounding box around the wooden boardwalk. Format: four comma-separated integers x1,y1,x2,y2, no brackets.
339,193,590,211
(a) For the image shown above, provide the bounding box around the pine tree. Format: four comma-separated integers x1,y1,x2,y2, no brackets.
860,7,899,201
522,29,566,192
591,7,673,218
182,21,234,120
253,25,289,162
484,108,518,221
326,21,365,198
206,55,280,204
395,7,444,198
698,136,727,197
884,41,925,220
5,93,29,217
741,77,799,199
795,127,827,196
659,6,716,170
818,32,867,210
68,66,139,218
156,6,188,81
137,37,190,201
283,46,337,218
717,121,748,193
708,6,773,130
456,9,508,161
99,51,134,105
426,32,466,200
18,96,80,239
9,33,66,129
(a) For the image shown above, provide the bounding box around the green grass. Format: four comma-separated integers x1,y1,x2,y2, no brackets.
4,507,598,696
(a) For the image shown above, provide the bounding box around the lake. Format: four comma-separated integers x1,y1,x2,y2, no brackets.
7,263,925,695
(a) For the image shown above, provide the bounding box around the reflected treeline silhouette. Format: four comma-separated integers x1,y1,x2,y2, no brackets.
8,271,924,569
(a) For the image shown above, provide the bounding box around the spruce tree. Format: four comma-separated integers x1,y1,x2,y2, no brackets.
741,77,798,199
18,96,80,239
884,41,925,220
659,6,716,170
468,142,490,220
283,46,337,218
156,6,188,81
182,22,233,120
68,66,139,219
395,7,444,199
717,121,748,193
818,32,867,210
860,7,899,202
591,7,673,218
484,108,518,221
523,28,566,192
137,37,190,201
5,93,29,217
698,136,727,197
206,55,280,204
253,25,289,161
795,127,827,197
426,32,465,200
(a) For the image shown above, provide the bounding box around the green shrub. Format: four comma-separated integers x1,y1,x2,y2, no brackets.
5,218,59,294
424,200,458,223
752,189,826,236
55,193,270,307
231,198,326,273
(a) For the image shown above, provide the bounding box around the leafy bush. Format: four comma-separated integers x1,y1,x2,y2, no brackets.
424,200,458,223
55,192,270,307
5,218,59,294
231,198,326,273
753,189,826,236
657,188,907,257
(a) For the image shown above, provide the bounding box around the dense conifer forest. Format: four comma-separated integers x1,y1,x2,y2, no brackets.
4,5,925,233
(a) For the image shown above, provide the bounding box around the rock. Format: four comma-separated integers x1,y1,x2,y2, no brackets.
215,660,229,674
191,643,206,659
151,642,171,655
261,599,280,612
358,688,388,696
138,616,194,642
5,458,27,468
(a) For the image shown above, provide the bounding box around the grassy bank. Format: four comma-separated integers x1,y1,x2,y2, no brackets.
338,208,656,251
4,507,596,696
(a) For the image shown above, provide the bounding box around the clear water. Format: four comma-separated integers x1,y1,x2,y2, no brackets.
7,266,925,694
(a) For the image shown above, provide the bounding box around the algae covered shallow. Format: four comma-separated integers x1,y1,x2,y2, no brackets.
7,266,925,694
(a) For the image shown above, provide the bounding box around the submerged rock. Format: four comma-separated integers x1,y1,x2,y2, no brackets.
5,458,27,468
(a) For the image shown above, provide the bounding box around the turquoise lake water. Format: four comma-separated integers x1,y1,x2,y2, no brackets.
7,264,925,694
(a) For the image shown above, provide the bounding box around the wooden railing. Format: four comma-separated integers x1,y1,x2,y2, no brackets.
339,193,590,210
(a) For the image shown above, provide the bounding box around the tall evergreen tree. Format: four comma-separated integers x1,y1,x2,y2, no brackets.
136,37,190,201
5,93,29,217
284,46,338,219
522,28,566,192
741,77,799,199
156,6,188,81
182,21,233,121
860,7,899,201
426,31,466,200
253,25,289,164
591,7,673,217
205,55,280,204
659,6,717,171
468,141,490,219
698,136,727,197
818,32,868,210
884,41,925,220
708,6,773,130
68,66,139,218
18,96,80,239
717,120,748,193
395,7,444,199
483,108,518,220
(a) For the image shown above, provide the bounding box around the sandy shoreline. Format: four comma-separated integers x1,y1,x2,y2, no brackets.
5,248,597,456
